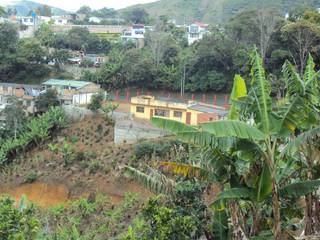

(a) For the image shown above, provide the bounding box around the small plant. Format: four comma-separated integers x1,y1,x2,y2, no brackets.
48,143,59,156
75,151,86,161
61,141,74,166
88,160,103,174
70,135,79,144
24,171,38,183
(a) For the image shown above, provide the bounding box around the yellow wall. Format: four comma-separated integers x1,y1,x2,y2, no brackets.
131,103,201,125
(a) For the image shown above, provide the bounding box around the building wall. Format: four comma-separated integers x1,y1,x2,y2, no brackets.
130,103,200,125
79,83,101,93
197,112,218,124
72,93,96,105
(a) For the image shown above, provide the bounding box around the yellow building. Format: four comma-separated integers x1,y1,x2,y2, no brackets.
130,95,228,126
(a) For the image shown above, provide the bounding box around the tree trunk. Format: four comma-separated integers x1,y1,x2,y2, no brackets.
250,205,261,236
305,193,314,235
272,178,281,240
229,201,248,240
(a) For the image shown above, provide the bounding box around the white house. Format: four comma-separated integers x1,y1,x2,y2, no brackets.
18,17,35,26
121,24,145,40
89,17,102,24
52,16,69,25
187,21,210,45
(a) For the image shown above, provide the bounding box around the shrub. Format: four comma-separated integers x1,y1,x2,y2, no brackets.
24,171,38,183
87,92,104,112
88,160,103,174
75,151,86,161
134,142,175,159
0,197,40,239
70,135,79,144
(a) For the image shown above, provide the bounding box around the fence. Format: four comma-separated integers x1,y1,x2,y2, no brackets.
108,88,230,108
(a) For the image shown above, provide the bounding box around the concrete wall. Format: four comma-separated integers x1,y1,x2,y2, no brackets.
52,25,128,34
114,119,168,144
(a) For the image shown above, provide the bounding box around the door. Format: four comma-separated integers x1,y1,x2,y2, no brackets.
186,112,191,125
150,109,154,119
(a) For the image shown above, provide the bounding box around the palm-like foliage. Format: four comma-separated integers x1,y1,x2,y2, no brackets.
150,50,320,239
123,166,175,195
0,107,66,166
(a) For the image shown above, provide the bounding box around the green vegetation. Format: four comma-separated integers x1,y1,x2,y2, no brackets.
124,49,320,239
0,107,66,166
121,0,320,24
0,193,142,240
82,8,320,93
35,89,60,113
0,22,49,81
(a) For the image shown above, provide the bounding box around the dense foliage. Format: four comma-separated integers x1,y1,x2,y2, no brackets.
0,22,49,81
0,107,66,166
82,8,320,93
124,49,320,239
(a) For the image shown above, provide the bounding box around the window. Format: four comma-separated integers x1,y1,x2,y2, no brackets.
173,111,183,118
2,86,8,92
136,106,145,113
155,109,170,117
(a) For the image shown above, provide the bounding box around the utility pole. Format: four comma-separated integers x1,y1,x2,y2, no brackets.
180,64,186,97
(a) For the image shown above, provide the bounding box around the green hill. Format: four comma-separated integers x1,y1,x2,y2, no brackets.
120,0,320,24
4,0,69,16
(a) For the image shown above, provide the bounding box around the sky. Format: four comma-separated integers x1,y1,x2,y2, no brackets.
2,0,159,11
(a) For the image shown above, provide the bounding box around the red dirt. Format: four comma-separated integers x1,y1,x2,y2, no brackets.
0,115,152,207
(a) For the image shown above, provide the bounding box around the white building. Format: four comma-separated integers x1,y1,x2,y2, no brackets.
122,24,145,40
52,16,69,25
18,17,35,26
121,24,146,48
187,21,210,45
89,17,102,24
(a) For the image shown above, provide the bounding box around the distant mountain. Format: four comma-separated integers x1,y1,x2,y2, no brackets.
120,0,320,24
3,0,69,16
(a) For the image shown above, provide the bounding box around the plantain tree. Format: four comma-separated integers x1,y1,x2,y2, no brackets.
150,50,320,239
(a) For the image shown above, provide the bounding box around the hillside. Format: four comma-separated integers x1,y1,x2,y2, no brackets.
3,0,69,16
121,0,320,24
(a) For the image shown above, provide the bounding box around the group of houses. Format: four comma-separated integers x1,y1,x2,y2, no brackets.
0,78,228,126
0,79,101,115
1,11,210,46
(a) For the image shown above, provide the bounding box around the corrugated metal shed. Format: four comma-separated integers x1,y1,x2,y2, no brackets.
188,103,229,117
43,79,92,89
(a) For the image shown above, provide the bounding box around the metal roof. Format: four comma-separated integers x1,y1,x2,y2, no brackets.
42,79,92,89
188,103,229,116
0,82,41,89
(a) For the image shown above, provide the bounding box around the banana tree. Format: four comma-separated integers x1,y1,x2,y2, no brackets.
151,50,320,239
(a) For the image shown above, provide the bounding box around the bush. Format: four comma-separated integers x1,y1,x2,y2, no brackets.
134,141,177,159
0,107,66,166
24,171,38,183
0,197,40,239
88,160,103,174
87,92,104,112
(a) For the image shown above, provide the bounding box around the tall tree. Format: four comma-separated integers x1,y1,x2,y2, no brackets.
1,97,27,139
123,8,149,24
281,11,320,77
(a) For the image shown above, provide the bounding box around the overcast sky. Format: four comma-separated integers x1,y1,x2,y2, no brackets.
2,0,159,11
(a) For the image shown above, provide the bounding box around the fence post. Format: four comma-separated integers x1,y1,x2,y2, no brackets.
126,89,130,103
224,95,228,108
192,94,195,101
214,95,217,106
115,90,119,101
202,94,206,103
